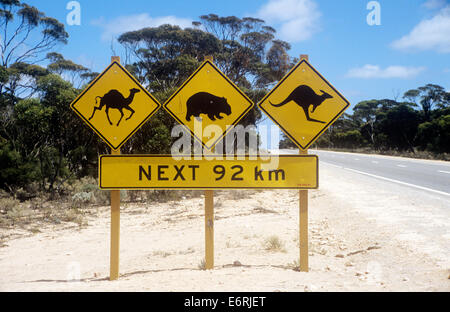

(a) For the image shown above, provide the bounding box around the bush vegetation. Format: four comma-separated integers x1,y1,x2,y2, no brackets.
0,2,448,234
0,3,294,201
280,88,450,158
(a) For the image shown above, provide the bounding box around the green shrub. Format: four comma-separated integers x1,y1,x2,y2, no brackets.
71,191,92,204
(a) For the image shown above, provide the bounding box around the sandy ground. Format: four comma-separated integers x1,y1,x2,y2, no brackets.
0,163,449,292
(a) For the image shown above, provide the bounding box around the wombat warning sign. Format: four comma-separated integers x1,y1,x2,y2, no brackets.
163,60,254,150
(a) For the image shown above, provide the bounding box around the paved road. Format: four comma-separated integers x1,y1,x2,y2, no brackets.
274,149,450,197
271,149,449,269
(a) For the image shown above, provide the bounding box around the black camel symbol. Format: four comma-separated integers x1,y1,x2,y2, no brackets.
270,85,332,124
88,88,140,126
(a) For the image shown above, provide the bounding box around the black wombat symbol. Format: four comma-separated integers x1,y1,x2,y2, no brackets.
89,88,140,126
186,92,232,121
270,85,332,124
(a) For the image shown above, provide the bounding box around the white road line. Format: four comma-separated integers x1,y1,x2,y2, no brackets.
344,168,450,197
371,161,379,164
397,165,407,168
438,170,450,174
324,163,343,169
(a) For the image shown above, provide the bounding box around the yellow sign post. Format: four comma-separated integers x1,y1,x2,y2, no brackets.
203,56,215,270
70,59,161,151
204,188,214,269
259,54,350,272
258,57,350,151
164,56,255,269
69,56,162,280
109,57,121,281
299,55,310,273
109,147,121,280
98,155,318,189
163,59,254,150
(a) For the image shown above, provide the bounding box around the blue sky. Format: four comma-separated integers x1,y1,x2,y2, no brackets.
26,0,450,100
24,0,450,147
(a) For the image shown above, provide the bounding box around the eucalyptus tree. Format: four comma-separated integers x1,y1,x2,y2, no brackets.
46,52,99,88
118,15,292,153
195,14,292,89
119,14,292,98
404,84,447,121
118,24,221,93
353,100,382,146
0,0,68,99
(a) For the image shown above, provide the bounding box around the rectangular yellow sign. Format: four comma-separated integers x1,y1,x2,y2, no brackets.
99,155,318,189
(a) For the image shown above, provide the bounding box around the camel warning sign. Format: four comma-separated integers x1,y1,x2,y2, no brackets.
258,59,350,150
164,60,254,150
70,61,160,150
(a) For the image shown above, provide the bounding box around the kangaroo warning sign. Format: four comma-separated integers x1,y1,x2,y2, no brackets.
258,59,350,150
164,60,254,150
99,155,318,190
70,61,161,150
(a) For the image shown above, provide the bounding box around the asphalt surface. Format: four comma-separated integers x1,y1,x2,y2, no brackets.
276,149,450,197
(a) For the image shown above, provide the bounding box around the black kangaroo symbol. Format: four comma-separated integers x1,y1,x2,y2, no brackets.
89,88,140,126
270,85,332,124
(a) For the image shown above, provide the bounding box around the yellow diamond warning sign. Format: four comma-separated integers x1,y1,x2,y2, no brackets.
163,60,254,150
258,59,350,150
70,61,160,150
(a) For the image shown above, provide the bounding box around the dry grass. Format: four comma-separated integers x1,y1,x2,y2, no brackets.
152,250,173,258
0,196,92,231
287,259,301,271
198,258,206,270
263,235,287,253
0,177,204,236
253,207,277,214
0,198,33,227
0,177,104,232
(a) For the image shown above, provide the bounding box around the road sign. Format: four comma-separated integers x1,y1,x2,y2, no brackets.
99,155,318,189
70,61,161,150
258,59,350,150
164,60,254,150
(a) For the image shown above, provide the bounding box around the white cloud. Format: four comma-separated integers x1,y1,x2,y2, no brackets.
256,0,321,42
391,5,450,53
92,13,193,41
346,65,426,79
